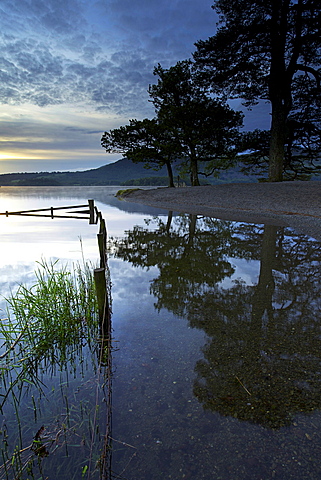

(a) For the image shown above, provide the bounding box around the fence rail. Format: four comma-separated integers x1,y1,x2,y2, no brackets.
0,199,98,223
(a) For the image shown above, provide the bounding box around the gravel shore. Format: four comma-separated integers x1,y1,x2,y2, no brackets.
124,181,321,241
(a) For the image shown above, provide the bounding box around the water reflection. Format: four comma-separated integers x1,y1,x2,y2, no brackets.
191,228,321,429
110,214,321,431
2,188,321,479
0,186,166,217
0,190,113,480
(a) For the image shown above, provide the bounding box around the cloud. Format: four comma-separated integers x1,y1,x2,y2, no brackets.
0,41,160,120
0,101,129,173
0,117,101,155
0,35,156,115
0,0,233,172
0,0,217,116
97,0,218,71
1,0,88,37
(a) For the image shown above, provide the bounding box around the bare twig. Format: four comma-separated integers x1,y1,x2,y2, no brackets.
235,376,251,396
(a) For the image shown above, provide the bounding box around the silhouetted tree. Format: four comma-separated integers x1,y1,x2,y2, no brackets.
149,60,244,186
102,61,243,187
194,0,321,181
101,118,179,187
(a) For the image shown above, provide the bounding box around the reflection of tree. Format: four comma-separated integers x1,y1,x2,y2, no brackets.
190,225,321,428
110,214,237,316
110,216,321,429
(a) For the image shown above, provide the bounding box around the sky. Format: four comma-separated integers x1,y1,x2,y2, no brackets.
0,0,270,174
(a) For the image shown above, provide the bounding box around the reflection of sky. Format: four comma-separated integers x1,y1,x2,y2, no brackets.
109,258,158,306
0,187,156,313
0,187,164,264
0,187,172,324
0,186,261,318
220,257,260,288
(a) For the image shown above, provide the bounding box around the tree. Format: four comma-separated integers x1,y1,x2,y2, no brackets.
101,60,243,187
101,118,180,187
194,0,321,181
149,60,244,186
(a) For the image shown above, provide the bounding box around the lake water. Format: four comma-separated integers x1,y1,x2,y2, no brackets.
1,186,321,480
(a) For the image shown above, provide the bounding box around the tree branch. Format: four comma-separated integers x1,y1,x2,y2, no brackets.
295,64,321,88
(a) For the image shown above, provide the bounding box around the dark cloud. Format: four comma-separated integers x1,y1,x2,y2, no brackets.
0,0,217,116
0,35,157,114
2,0,87,36
102,0,217,57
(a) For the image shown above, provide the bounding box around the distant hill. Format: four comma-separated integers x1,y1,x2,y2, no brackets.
0,158,255,186
0,159,170,186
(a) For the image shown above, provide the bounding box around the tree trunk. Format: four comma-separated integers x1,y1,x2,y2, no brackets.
268,99,286,182
190,151,200,186
268,0,289,182
251,224,277,330
166,160,175,187
165,211,173,232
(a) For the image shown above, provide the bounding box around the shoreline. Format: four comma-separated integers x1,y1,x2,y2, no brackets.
123,181,321,241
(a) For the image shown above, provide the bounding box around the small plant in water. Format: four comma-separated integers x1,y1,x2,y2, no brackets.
0,258,107,479
0,259,99,405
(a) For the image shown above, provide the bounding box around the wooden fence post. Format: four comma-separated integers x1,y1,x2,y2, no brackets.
97,233,106,268
94,267,110,337
88,199,96,224
97,215,107,268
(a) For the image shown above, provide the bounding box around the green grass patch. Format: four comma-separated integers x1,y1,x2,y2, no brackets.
0,259,99,408
0,259,113,479
115,188,141,198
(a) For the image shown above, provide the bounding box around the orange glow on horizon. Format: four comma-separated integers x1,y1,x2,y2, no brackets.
0,153,46,160
0,149,104,161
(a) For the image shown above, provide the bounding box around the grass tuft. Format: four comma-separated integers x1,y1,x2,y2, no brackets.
115,188,140,198
0,259,99,408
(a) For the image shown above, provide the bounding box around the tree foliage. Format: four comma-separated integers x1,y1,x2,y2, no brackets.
149,60,244,186
194,0,321,181
101,118,179,187
101,60,243,187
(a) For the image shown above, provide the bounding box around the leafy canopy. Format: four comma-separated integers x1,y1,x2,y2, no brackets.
101,60,243,186
194,0,321,180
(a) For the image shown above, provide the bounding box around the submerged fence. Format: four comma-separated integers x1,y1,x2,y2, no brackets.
1,198,113,480
1,198,112,331
0,199,98,222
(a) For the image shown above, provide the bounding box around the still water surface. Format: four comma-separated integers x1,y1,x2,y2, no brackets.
1,187,321,480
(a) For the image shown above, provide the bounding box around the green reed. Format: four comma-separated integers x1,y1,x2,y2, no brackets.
0,258,112,479
0,259,99,405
